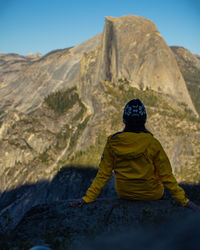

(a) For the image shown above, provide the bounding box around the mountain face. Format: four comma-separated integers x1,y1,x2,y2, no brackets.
0,52,42,94
170,46,200,115
0,16,200,232
85,16,196,112
78,15,197,116
0,34,102,113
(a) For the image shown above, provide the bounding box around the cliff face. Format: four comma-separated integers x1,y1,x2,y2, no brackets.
170,46,200,115
84,16,197,115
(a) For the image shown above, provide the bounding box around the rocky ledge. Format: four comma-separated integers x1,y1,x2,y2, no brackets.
1,196,200,249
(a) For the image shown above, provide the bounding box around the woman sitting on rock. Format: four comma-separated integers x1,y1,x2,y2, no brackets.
71,99,200,211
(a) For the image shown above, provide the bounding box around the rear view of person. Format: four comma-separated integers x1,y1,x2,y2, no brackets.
71,99,200,210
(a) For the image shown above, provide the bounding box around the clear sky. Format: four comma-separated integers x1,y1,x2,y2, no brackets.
0,0,199,56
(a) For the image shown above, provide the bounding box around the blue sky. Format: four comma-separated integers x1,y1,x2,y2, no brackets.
0,0,199,55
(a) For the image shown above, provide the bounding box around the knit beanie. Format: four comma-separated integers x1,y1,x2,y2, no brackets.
123,99,147,125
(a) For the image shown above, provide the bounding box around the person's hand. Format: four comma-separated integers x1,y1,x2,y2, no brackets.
70,198,86,207
185,201,200,211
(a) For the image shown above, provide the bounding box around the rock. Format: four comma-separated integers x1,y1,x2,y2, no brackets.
80,211,200,250
0,166,117,231
0,167,199,249
30,246,52,250
3,198,199,249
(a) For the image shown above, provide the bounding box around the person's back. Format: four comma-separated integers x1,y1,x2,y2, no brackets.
108,132,164,201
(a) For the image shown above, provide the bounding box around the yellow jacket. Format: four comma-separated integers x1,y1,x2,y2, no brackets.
82,132,189,206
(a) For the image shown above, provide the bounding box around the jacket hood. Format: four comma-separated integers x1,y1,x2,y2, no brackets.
108,132,153,158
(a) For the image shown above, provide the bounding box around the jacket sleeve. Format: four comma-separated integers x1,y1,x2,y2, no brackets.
82,138,114,203
153,140,189,206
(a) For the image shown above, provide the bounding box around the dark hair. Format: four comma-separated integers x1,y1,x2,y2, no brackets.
123,122,152,135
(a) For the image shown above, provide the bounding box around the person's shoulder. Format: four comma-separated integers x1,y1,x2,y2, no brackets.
111,131,124,138
106,131,124,144
148,135,163,151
